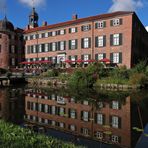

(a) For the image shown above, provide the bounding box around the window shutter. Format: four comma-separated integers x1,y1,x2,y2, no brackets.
120,18,123,25
81,55,84,60
119,33,123,45
75,27,78,32
81,26,84,31
81,38,84,48
118,136,121,143
75,55,78,60
89,38,91,48
95,54,98,60
95,23,98,29
95,37,98,47
69,40,71,50
118,117,122,128
103,35,106,47
110,53,113,63
103,21,106,27
69,28,71,33
69,56,71,60
110,20,113,26
64,29,66,34
119,52,122,63
94,113,97,123
119,102,121,109
103,53,106,58
81,111,83,120
103,114,106,125
49,43,52,51
75,39,78,49
89,54,91,60
89,24,91,30
110,34,113,46
109,115,112,127
58,42,60,51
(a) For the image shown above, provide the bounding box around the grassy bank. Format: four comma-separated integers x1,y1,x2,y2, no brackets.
0,120,83,148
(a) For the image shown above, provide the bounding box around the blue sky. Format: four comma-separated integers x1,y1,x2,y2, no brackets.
0,0,148,29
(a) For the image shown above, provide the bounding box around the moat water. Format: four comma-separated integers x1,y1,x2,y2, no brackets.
0,85,148,148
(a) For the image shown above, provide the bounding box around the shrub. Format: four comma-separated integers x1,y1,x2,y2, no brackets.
58,73,70,82
129,73,148,85
40,69,58,77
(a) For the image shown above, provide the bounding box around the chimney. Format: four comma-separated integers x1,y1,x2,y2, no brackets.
42,21,47,26
72,14,78,20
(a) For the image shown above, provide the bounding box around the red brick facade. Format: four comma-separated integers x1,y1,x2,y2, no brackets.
24,11,148,69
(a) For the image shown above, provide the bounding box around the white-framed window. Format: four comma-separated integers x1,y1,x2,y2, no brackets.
38,104,42,112
71,40,76,49
84,38,89,48
98,36,104,47
113,53,119,63
45,104,48,113
70,125,76,131
82,111,89,121
39,58,42,61
82,25,91,31
112,135,119,143
33,116,36,121
96,21,104,28
97,113,103,125
97,102,104,109
98,54,104,60
60,41,64,50
11,58,15,66
38,117,42,123
33,34,36,39
33,103,36,111
113,34,119,45
33,45,36,53
59,122,64,128
52,57,56,64
84,54,89,64
70,109,76,119
45,43,48,52
11,45,15,53
52,31,56,36
51,94,56,100
39,44,42,52
95,131,103,139
33,58,36,61
27,115,30,120
39,34,42,38
113,19,120,26
112,101,119,109
44,119,48,124
112,116,119,128
52,42,56,51
51,106,56,115
83,101,89,105
60,30,65,35
28,35,30,40
45,32,48,38
71,56,76,62
51,120,56,126
82,128,89,136
71,27,76,33
59,107,65,116
44,57,48,60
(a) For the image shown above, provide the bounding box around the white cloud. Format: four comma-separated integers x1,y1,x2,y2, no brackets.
109,0,143,12
18,0,46,7
146,26,148,32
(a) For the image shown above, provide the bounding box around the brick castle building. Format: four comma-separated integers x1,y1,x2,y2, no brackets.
24,9,148,69
0,16,24,69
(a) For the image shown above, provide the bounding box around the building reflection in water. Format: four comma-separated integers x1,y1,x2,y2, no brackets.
24,88,132,148
0,88,25,124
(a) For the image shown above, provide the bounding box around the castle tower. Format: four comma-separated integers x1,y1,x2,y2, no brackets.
29,7,39,28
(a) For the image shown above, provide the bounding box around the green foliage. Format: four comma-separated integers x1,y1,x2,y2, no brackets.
40,69,59,77
129,73,148,85
58,73,70,82
0,120,83,148
132,60,147,73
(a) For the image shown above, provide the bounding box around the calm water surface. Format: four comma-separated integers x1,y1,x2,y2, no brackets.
0,86,148,148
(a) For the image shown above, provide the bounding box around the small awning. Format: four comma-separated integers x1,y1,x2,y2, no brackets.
34,60,52,64
64,60,76,63
20,61,34,65
76,59,84,63
84,59,97,63
99,58,110,63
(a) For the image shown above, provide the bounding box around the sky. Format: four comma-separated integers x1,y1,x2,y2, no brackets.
0,0,148,30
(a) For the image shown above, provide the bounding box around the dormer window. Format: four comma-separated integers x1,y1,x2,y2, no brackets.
111,18,123,26
81,24,91,31
95,21,106,29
